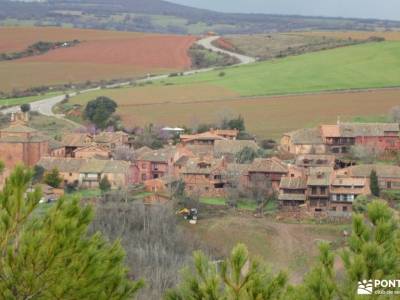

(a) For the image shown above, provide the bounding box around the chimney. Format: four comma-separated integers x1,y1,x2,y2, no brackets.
337,116,341,125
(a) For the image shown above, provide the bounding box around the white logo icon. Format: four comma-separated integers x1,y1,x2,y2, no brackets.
358,280,373,295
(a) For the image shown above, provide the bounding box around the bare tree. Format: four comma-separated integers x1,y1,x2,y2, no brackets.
112,145,135,161
248,173,273,215
350,144,382,163
90,202,204,300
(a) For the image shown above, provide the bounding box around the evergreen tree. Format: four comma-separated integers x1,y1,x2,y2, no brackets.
44,167,62,188
99,175,112,193
84,96,117,129
370,169,380,197
0,166,144,298
235,146,258,164
287,200,399,299
165,243,287,300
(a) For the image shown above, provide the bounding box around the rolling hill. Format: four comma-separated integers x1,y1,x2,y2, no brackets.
0,27,196,93
65,41,400,138
161,41,400,96
2,0,400,34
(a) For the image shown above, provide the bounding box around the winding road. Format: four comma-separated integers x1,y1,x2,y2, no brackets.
0,36,256,117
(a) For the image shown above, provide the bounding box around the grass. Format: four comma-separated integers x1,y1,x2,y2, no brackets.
200,197,259,211
70,188,102,199
351,115,390,123
188,214,346,283
65,41,400,139
0,92,63,107
200,197,226,206
161,41,400,97
28,113,80,138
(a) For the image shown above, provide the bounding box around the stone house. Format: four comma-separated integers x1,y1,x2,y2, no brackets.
329,176,370,214
320,123,400,154
213,140,259,161
0,124,50,170
280,128,326,155
337,164,400,191
247,157,290,191
37,157,83,186
37,157,132,188
62,133,93,157
94,131,129,150
295,154,336,169
181,157,228,197
73,144,110,159
134,147,175,183
306,167,333,213
278,176,307,210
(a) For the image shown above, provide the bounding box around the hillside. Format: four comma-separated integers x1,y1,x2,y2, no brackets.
162,41,400,96
0,27,196,93
64,41,400,138
2,0,400,34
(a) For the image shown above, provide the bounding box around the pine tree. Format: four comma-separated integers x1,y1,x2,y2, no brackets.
286,200,399,300
370,169,380,197
0,166,144,299
44,167,62,188
100,175,112,193
165,243,287,300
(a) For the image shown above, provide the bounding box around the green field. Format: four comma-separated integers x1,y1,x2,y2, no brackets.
0,92,64,107
161,41,400,96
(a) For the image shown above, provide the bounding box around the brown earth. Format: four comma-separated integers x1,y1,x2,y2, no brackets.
0,27,197,92
185,214,347,283
20,35,196,69
84,87,400,139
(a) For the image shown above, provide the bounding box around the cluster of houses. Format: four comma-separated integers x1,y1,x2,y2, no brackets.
1,112,400,218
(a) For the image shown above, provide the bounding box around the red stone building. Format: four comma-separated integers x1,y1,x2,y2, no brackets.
0,124,49,169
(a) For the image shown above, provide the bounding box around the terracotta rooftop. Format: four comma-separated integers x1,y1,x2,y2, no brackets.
248,157,288,173
295,154,336,167
320,125,340,138
136,146,176,163
62,133,93,147
1,124,38,133
285,127,323,145
341,123,399,137
343,164,400,179
280,176,307,190
181,131,227,142
214,140,259,156
38,157,130,174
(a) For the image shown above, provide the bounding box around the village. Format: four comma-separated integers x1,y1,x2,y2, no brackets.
0,110,399,221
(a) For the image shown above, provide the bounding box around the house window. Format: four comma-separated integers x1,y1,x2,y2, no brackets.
311,187,317,195
214,183,224,189
343,206,348,212
387,181,392,189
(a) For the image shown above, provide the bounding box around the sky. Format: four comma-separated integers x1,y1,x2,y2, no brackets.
169,0,400,21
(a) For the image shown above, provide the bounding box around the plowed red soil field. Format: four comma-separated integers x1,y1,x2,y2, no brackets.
0,27,197,92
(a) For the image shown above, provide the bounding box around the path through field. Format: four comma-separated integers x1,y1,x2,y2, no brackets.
196,36,257,65
0,35,255,117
